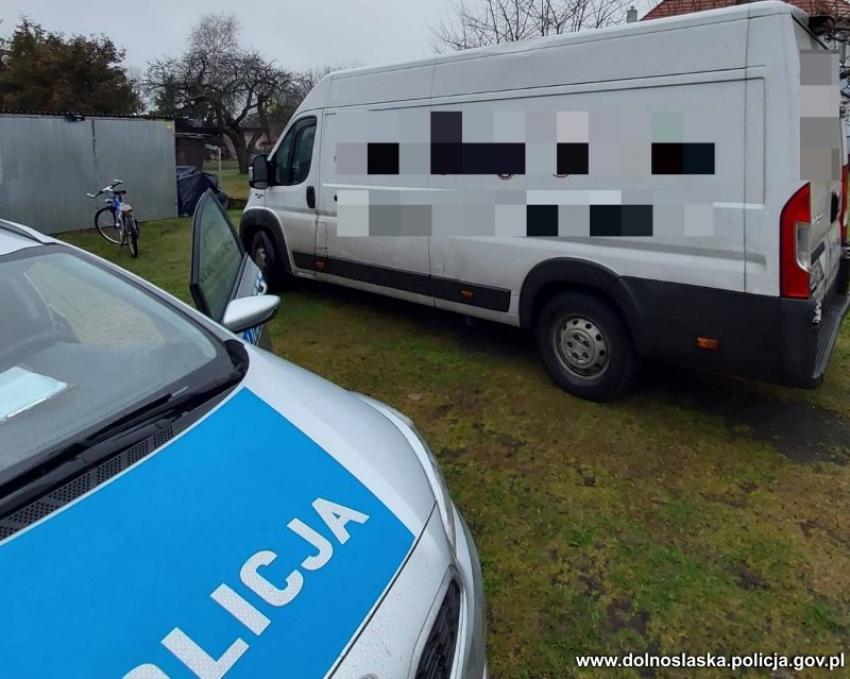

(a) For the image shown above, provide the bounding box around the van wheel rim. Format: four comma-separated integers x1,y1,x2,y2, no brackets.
254,244,268,273
554,316,610,379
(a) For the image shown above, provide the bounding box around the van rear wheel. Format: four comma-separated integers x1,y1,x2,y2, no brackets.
535,292,637,401
249,229,288,292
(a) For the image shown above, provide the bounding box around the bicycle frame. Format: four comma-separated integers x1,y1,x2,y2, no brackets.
88,180,131,233
86,180,139,256
106,194,125,230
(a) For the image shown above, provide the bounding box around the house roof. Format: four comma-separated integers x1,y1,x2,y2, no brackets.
642,0,850,20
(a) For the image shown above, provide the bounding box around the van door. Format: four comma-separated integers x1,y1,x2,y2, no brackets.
319,110,433,304
190,190,269,345
265,115,320,275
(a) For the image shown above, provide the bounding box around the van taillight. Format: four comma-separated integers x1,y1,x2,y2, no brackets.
841,163,849,243
780,183,811,299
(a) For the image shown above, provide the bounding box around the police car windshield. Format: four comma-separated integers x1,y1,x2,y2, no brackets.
0,248,223,477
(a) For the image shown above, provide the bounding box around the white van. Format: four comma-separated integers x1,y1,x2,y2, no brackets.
242,0,850,400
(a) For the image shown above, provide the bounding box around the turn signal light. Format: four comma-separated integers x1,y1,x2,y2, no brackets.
696,336,719,350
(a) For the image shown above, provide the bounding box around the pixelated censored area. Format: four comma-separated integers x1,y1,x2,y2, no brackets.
651,143,715,174
332,107,727,238
431,111,463,143
556,144,589,175
799,50,842,182
590,205,653,236
431,143,526,175
337,192,659,238
526,205,559,236
367,143,400,174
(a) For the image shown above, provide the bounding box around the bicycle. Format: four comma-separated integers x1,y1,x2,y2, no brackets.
86,180,140,258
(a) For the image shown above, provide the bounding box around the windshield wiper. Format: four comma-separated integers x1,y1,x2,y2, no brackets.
50,339,247,455
0,340,248,514
80,366,242,450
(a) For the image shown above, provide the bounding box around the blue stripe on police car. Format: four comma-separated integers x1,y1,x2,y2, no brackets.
0,389,414,678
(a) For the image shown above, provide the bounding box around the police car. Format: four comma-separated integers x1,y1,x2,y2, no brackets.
0,192,486,678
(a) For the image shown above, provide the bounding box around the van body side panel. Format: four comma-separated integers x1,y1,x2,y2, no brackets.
429,74,748,323
745,14,808,297
742,72,768,294
317,106,435,306
326,61,436,108
429,17,749,97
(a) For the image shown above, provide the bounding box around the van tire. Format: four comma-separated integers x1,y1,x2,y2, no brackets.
249,229,288,292
535,292,637,401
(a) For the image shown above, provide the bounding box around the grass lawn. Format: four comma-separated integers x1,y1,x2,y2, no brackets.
203,160,249,202
62,217,850,678
217,168,249,202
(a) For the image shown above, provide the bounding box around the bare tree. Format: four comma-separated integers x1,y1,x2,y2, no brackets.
146,14,292,173
432,0,630,51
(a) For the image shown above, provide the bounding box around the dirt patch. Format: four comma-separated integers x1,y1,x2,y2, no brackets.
799,517,850,548
573,553,606,600
640,367,850,464
606,598,651,637
702,491,748,508
736,564,770,591
721,399,850,464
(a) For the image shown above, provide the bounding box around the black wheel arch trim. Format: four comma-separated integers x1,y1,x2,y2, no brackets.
519,257,644,348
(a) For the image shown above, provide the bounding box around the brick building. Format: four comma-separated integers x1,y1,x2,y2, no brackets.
641,0,850,20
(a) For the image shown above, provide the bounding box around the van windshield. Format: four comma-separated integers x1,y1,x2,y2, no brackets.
0,248,227,478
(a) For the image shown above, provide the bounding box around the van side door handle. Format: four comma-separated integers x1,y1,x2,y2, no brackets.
306,186,316,209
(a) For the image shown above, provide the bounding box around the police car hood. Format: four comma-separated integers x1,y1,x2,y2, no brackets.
240,346,436,532
0,347,434,678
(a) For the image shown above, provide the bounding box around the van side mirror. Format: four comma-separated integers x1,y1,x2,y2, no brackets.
249,154,270,189
222,294,280,334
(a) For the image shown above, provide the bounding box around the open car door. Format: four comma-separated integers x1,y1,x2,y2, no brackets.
190,190,273,346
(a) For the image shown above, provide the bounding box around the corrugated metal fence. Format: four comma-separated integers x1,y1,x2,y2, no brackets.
0,113,177,234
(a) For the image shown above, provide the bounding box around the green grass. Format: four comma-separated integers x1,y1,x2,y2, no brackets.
62,218,850,678
203,161,249,201
218,168,249,201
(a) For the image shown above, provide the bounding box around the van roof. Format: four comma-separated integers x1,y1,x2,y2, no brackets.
299,0,806,111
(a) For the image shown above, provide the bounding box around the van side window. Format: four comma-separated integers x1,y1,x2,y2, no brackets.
290,124,316,184
273,131,295,185
272,117,317,186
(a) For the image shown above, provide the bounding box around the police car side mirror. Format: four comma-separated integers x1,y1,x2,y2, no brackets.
222,294,280,334
249,154,270,189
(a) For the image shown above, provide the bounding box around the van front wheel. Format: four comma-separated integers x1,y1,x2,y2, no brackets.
535,292,637,401
250,229,288,292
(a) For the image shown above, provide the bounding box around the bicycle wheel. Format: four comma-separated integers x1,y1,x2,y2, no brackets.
95,207,122,244
126,216,139,258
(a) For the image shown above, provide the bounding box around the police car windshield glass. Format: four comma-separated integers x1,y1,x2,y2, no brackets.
0,249,223,476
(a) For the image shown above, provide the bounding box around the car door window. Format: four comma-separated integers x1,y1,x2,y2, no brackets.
272,117,316,186
191,194,245,321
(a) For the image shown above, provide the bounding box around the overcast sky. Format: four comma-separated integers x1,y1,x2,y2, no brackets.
0,0,458,72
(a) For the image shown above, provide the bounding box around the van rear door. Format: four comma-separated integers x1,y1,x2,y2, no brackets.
795,20,844,302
